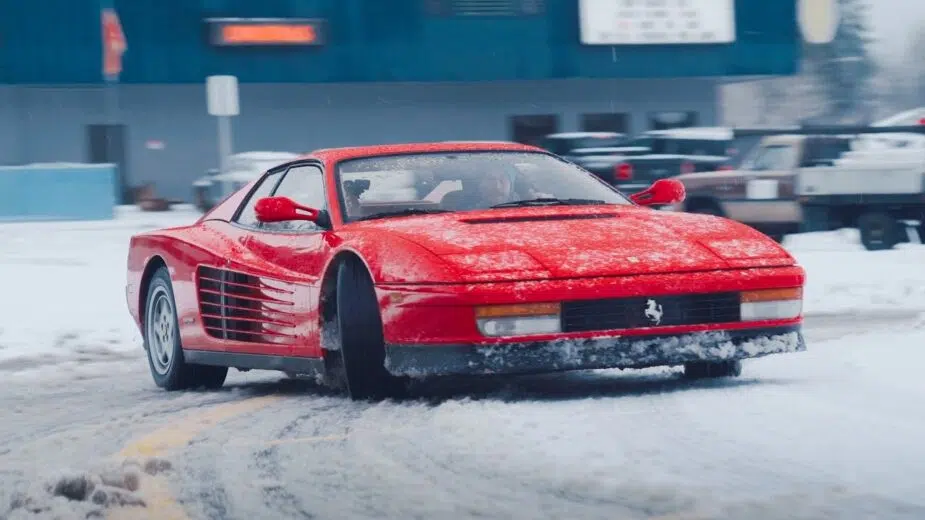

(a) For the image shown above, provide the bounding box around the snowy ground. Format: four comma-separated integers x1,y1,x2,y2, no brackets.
1,209,925,519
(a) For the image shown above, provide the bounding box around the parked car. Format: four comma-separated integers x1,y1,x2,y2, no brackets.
193,151,301,212
539,132,629,161
576,127,738,195
126,141,806,401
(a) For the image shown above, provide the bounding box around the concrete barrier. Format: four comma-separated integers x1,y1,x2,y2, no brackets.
0,163,116,222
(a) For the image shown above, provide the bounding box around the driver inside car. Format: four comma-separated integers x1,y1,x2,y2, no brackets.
441,168,516,211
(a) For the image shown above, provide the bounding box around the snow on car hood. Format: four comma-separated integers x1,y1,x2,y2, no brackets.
359,205,794,281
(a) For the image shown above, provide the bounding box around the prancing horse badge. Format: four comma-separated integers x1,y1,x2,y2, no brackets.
644,299,664,325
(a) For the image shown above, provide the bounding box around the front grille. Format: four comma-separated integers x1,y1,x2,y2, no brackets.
561,292,740,333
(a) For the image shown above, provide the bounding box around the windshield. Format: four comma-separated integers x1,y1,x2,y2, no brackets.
336,151,632,222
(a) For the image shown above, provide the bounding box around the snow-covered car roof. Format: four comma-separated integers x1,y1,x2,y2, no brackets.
210,169,266,183
544,132,625,139
228,151,301,162
194,151,302,187
546,132,626,140
871,107,925,127
643,127,733,140
569,147,637,154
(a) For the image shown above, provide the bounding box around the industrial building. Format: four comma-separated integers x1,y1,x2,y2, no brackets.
0,0,800,202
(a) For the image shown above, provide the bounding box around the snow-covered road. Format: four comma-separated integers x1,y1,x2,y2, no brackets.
2,208,925,519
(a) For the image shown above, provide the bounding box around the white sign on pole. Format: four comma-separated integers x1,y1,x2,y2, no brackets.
206,75,238,174
206,75,240,116
798,0,838,44
578,0,736,46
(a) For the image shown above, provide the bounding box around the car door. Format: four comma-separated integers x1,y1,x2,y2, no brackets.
235,163,333,358
191,167,288,355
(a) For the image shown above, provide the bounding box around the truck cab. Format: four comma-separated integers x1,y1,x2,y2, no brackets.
668,134,853,241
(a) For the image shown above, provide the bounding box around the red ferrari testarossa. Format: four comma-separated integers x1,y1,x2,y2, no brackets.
126,141,806,400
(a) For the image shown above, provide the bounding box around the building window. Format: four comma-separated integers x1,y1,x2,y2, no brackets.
509,114,559,146
648,111,698,130
424,0,545,16
580,113,630,134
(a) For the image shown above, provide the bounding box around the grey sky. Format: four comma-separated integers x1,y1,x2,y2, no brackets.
868,0,925,57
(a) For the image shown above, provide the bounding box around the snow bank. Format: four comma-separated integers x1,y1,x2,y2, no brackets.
0,207,199,372
785,229,925,315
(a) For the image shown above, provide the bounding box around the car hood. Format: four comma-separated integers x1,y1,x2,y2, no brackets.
354,206,795,281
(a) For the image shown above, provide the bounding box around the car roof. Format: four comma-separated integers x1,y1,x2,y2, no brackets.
304,141,545,164
643,127,732,140
544,132,625,139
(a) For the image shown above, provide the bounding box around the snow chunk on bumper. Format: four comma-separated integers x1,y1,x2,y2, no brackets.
385,328,805,378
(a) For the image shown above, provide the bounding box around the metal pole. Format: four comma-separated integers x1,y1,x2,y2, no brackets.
217,115,233,174
103,76,126,202
105,77,119,124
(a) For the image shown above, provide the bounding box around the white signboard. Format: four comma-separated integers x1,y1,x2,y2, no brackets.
746,179,779,200
206,75,240,117
578,0,736,45
798,0,838,44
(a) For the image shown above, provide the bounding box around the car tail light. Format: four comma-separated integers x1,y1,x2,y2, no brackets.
718,165,734,171
681,161,694,174
614,163,633,180
739,287,803,321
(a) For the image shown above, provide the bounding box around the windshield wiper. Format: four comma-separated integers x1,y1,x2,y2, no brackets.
490,197,607,209
356,208,451,222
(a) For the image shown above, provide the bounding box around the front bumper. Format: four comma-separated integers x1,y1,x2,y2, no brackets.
384,324,804,378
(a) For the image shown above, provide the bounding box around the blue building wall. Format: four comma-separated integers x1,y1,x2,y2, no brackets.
0,79,719,202
0,0,799,84
0,164,116,221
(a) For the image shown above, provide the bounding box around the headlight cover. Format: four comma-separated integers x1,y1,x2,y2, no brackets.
740,287,803,321
475,302,561,337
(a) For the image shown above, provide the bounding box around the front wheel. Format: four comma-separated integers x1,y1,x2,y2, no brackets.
335,259,406,401
858,211,901,251
683,360,742,379
144,267,227,390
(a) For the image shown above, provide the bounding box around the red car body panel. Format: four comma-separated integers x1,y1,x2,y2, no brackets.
126,141,805,373
374,267,804,346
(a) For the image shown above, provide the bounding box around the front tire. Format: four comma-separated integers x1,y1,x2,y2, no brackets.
144,267,227,390
335,259,405,401
858,211,901,251
683,360,742,379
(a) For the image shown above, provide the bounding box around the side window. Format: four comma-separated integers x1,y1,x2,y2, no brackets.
799,138,851,167
649,138,668,154
266,164,327,232
748,145,797,171
233,170,285,228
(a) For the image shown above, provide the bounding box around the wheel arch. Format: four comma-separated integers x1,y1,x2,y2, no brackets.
138,255,169,336
319,250,368,349
316,250,370,388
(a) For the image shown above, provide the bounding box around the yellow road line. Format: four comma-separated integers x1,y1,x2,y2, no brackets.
107,395,281,520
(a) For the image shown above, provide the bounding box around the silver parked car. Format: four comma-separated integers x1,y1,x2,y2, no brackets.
193,151,301,212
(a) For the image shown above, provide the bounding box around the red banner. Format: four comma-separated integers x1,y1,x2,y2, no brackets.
102,8,126,80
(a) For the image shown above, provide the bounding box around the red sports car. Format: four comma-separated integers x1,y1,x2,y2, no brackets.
126,141,806,400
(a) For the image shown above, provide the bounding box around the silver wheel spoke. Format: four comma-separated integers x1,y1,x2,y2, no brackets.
146,286,177,376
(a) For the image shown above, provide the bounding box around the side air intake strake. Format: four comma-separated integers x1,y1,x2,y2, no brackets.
196,265,298,344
